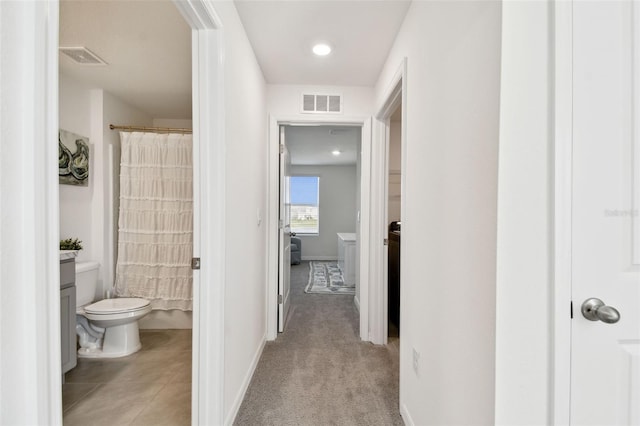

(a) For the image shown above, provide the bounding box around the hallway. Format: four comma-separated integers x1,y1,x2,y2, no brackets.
235,261,402,425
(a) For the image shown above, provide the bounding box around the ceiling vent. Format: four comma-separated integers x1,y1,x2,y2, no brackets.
302,94,342,114
59,47,107,66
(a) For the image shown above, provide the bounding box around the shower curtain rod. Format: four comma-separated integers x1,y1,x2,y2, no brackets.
109,124,192,134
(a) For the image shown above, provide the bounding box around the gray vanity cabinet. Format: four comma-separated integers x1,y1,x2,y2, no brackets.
60,258,77,374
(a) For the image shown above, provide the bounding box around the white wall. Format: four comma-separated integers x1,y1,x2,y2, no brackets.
212,2,268,423
152,118,193,129
1,2,62,422
59,75,94,264
268,84,374,117
291,165,357,260
374,1,502,424
495,2,552,424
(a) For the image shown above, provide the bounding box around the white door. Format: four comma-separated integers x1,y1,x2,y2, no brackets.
278,126,292,332
571,2,640,424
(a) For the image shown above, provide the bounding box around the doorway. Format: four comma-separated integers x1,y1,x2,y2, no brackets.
386,105,402,343
371,58,406,346
58,2,194,423
14,0,226,424
278,125,362,333
267,117,373,341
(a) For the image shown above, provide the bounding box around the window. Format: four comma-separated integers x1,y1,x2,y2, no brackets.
290,176,319,235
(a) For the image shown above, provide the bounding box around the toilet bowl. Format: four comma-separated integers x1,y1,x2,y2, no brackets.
75,261,151,358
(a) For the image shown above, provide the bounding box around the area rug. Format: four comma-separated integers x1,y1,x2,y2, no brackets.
304,261,355,295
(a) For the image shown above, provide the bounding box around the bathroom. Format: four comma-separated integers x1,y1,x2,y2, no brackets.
58,1,193,424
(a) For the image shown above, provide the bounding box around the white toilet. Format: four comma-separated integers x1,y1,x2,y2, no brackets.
75,261,151,358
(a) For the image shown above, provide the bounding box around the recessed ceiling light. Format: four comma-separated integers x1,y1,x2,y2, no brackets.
332,150,341,156
313,43,332,56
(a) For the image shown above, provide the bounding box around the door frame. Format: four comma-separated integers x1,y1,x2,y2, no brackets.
267,115,372,341
370,58,407,345
173,1,226,424
0,1,63,422
18,0,226,424
553,0,573,423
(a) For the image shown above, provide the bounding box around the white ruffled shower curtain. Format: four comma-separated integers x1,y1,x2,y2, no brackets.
115,132,193,310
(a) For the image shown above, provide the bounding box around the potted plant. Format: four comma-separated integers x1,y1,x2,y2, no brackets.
60,238,83,251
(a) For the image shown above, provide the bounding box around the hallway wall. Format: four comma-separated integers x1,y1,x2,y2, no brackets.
374,1,502,424
213,2,269,423
495,2,552,423
0,4,62,421
267,84,374,117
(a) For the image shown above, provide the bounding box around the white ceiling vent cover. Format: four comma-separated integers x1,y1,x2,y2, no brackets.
59,47,107,66
302,94,342,114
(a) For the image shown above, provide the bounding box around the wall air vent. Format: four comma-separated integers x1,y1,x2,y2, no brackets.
59,47,108,66
301,94,342,114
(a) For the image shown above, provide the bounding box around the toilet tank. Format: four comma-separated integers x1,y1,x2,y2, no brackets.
75,261,100,307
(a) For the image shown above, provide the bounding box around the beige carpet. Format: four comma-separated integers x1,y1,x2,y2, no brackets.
234,261,403,426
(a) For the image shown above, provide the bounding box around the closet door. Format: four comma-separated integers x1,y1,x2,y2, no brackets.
569,2,640,423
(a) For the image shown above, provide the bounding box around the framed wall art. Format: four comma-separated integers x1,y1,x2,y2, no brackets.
59,129,89,186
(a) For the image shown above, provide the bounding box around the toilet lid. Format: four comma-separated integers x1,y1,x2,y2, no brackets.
84,298,150,314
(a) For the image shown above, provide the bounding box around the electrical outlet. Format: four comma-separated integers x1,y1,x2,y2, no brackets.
412,348,420,375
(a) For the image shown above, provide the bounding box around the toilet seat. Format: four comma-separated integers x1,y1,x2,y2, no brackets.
84,297,150,315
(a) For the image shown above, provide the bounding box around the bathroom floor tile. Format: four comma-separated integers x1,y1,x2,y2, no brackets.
132,346,189,363
62,329,192,425
63,381,164,426
61,383,99,411
65,356,135,384
129,382,191,426
167,354,192,384
140,329,192,352
118,352,187,384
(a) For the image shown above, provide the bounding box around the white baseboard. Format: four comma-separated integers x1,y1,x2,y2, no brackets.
400,403,413,426
301,256,338,261
225,335,266,425
354,295,360,312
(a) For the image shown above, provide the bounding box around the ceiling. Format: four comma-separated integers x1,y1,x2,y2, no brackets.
58,0,410,119
59,0,192,119
285,126,361,166
235,0,411,86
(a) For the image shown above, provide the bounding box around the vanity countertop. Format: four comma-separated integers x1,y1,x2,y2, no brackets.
60,250,79,261
337,232,356,242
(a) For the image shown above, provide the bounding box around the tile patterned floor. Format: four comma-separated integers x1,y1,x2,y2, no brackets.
62,329,191,426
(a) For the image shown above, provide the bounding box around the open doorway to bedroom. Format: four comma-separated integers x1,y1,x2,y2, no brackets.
280,125,363,335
